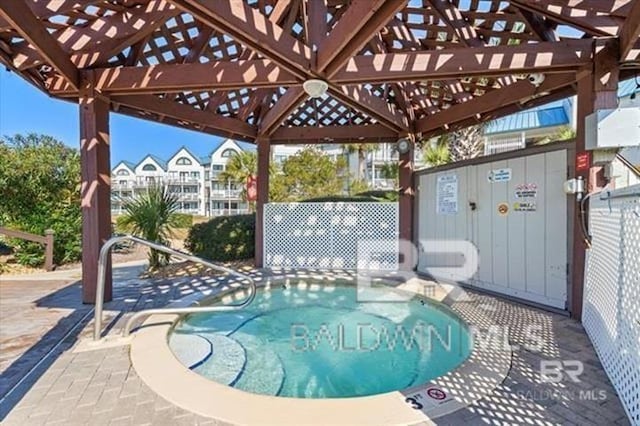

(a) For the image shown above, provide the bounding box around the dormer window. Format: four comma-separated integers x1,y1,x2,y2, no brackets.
116,169,130,176
221,149,237,158
176,157,192,165
142,164,157,171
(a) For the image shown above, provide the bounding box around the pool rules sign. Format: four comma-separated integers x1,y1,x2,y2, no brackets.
436,175,458,215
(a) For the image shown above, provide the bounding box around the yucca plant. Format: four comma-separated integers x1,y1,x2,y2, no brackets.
119,184,180,268
423,136,452,167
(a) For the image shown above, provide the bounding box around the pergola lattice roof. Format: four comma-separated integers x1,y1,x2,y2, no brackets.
1,0,639,144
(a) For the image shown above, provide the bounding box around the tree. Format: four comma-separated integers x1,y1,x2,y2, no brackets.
119,185,180,268
448,124,485,162
422,136,452,167
271,148,346,201
0,133,81,266
219,150,257,207
379,162,399,189
342,143,377,181
534,126,576,145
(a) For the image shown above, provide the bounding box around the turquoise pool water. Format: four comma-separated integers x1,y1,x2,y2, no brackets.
170,280,472,399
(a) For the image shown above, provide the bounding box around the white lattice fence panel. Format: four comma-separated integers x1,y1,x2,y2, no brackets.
264,202,399,270
583,185,640,425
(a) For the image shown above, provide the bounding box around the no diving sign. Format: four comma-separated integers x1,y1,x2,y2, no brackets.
427,388,447,400
404,386,453,411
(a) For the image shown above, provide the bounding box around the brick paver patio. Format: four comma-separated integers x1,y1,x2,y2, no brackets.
0,268,631,425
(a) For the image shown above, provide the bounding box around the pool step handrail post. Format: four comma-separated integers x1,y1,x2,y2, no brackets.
94,235,256,341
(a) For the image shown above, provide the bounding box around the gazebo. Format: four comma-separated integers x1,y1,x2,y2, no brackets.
1,0,638,317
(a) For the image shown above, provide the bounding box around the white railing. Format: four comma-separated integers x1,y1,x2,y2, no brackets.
582,185,639,424
210,208,250,216
94,235,256,341
210,189,242,198
263,202,399,270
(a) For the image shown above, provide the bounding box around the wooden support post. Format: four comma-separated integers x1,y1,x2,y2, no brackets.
255,137,270,268
570,39,619,320
79,71,112,304
398,142,414,270
44,229,55,272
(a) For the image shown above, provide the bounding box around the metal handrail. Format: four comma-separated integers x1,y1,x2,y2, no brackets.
94,235,256,341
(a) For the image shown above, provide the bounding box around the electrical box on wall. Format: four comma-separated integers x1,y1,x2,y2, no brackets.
585,107,640,150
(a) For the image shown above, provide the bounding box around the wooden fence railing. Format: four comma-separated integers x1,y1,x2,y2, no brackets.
0,227,55,271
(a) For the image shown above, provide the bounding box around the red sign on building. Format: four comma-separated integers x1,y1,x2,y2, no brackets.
576,151,591,172
246,175,257,202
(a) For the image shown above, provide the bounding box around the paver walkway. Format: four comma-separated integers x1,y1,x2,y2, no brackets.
0,269,631,425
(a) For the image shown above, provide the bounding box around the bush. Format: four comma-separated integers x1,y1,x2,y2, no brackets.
0,134,82,267
172,213,193,228
355,190,399,202
185,214,255,262
301,190,399,203
300,195,380,203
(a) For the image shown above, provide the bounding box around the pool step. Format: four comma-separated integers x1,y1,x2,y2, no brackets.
169,333,212,369
193,333,246,386
232,332,285,396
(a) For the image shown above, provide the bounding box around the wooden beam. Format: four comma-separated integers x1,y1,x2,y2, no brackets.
317,0,408,77
79,72,112,303
619,0,640,59
510,0,621,36
47,59,299,96
255,137,270,268
398,144,414,268
334,40,593,84
237,88,272,122
331,85,409,132
420,84,576,139
305,0,327,50
0,0,79,89
535,0,632,18
416,72,577,134
270,123,398,143
0,0,102,31
169,0,311,78
258,86,307,136
570,71,593,320
113,94,257,138
12,0,178,70
517,9,559,42
427,0,484,47
183,26,214,64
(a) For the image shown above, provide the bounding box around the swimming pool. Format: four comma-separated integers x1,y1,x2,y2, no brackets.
169,279,472,399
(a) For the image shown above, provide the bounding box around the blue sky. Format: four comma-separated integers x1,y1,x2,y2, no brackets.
0,71,228,166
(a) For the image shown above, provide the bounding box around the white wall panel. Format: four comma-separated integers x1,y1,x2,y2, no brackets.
416,148,569,309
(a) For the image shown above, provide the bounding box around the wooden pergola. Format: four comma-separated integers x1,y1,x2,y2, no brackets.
1,0,639,317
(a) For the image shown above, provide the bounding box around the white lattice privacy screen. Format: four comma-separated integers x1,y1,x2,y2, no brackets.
263,202,399,270
583,185,640,425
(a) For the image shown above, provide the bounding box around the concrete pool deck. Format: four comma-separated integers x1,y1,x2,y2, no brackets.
0,267,632,425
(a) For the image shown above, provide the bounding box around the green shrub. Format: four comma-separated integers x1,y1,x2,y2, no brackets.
300,191,399,203
185,214,255,262
0,134,82,267
355,190,399,201
300,195,379,203
172,213,193,229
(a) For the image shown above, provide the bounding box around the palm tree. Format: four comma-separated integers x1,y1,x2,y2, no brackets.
448,124,485,162
119,184,180,268
423,136,451,167
379,162,399,188
219,151,257,205
341,143,377,181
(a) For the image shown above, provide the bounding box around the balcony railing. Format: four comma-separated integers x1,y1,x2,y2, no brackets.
211,208,250,216
210,189,243,198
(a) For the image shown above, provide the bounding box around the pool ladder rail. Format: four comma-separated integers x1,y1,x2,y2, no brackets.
93,235,257,342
